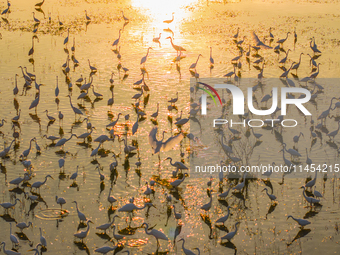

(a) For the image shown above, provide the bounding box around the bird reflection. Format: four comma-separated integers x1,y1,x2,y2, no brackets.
287,228,311,247
74,241,90,255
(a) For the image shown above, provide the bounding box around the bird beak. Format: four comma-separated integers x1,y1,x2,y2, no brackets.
299,186,304,189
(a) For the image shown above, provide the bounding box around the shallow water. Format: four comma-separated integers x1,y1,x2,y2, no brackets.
1,0,340,254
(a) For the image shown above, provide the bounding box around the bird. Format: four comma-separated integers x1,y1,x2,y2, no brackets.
287,215,311,228
163,12,175,24
70,166,79,181
151,103,159,118
39,228,47,248
85,10,91,21
277,32,290,47
20,138,35,159
56,196,66,210
64,28,69,45
118,202,153,213
121,10,129,22
0,199,21,212
172,205,182,220
189,54,202,69
31,174,53,191
142,222,168,246
168,92,179,105
291,53,304,73
279,49,291,65
200,191,213,212
9,222,19,247
0,242,21,255
221,222,240,242
140,47,153,65
88,59,97,72
112,225,125,241
301,186,320,206
327,121,340,140
305,170,317,189
112,29,122,48
166,37,186,54
170,173,188,188
9,173,30,187
67,95,83,118
209,46,214,66
293,132,304,143
72,201,87,222
44,110,56,122
16,221,33,232
233,173,247,192
178,238,197,255
96,215,119,233
282,143,301,157
218,187,232,199
106,113,122,128
313,186,323,199
32,12,40,23
42,135,60,144
215,206,231,225
74,219,93,241
12,109,21,122
262,188,276,202
96,165,105,181
55,134,77,147
166,157,188,171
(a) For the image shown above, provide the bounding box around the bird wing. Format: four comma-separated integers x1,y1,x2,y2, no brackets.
161,133,184,152
251,31,272,49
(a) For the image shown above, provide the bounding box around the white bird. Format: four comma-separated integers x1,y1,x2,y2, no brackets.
56,196,66,210
293,132,304,143
9,173,30,187
305,170,317,189
221,222,240,242
233,173,247,192
200,191,213,212
73,201,87,222
166,157,188,171
88,59,97,72
67,95,83,118
96,165,105,181
16,221,33,232
118,202,153,213
112,225,125,241
108,187,117,204
70,166,79,181
218,187,232,199
9,222,19,247
91,142,102,158
178,238,197,255
172,205,182,220
0,198,21,212
143,182,152,196
112,29,122,48
39,228,47,248
31,174,53,191
215,206,231,225
327,121,340,140
283,143,301,157
262,188,276,202
55,134,77,147
313,186,323,199
0,242,21,255
42,135,60,143
96,215,119,233
140,47,153,65
20,138,35,159
287,215,311,228
74,220,93,241
142,222,168,246
189,54,202,69
170,173,188,188
106,113,122,128
301,186,320,206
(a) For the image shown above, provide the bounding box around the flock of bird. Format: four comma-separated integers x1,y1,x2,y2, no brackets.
0,0,338,255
